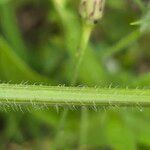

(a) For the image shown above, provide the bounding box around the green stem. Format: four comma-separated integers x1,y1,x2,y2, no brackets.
51,3,93,147
51,1,75,149
71,23,93,85
53,23,92,149
102,29,141,58
79,106,89,150
71,23,92,150
52,109,68,149
0,84,149,107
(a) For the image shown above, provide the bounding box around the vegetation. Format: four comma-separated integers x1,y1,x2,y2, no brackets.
0,0,149,149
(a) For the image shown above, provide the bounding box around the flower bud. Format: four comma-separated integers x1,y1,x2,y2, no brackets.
79,0,105,25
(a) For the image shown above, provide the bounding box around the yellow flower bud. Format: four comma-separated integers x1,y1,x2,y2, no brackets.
79,0,105,25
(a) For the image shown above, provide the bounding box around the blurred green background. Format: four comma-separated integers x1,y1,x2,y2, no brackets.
0,0,150,149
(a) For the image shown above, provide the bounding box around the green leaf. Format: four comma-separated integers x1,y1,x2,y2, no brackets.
131,9,150,33
140,9,150,33
122,110,150,146
105,112,136,150
0,37,51,84
0,1,28,61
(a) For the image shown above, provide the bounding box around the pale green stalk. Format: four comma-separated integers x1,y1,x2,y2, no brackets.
51,1,101,149
50,1,71,149
51,1,93,148
71,23,93,85
78,0,106,147
79,106,89,150
72,22,93,150
52,109,68,150
0,84,149,107
102,29,141,58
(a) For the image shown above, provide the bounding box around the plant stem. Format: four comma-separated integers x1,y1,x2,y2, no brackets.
52,108,68,149
79,106,89,150
102,29,141,58
53,22,93,149
71,23,93,85
71,22,92,150
52,1,93,147
0,84,149,107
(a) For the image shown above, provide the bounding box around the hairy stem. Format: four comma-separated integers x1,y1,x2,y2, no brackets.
0,84,149,107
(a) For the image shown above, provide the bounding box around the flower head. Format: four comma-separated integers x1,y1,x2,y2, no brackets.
79,0,105,25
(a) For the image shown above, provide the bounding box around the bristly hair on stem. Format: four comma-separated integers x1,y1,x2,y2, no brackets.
0,84,149,108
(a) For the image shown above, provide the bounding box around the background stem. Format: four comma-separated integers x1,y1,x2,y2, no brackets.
71,23,93,85
79,106,89,150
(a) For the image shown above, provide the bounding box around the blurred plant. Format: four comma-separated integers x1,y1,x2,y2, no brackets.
53,0,105,148
131,8,150,33
0,0,150,149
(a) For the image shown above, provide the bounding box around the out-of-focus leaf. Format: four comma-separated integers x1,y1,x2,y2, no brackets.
0,1,28,61
4,114,23,143
139,8,150,33
122,110,150,146
105,112,136,150
107,0,125,10
87,112,107,148
133,73,150,88
133,0,145,12
131,9,150,33
0,37,51,84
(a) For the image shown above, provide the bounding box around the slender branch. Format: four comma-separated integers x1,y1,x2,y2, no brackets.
52,109,68,149
0,84,149,107
102,29,141,58
71,23,93,85
71,22,92,150
79,106,89,150
50,14,93,150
